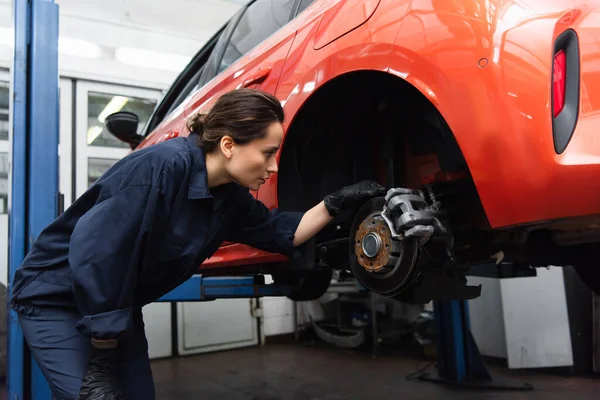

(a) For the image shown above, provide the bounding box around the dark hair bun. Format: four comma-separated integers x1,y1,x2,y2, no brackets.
188,113,207,133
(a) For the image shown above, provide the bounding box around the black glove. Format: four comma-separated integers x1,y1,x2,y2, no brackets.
78,344,124,400
323,180,387,217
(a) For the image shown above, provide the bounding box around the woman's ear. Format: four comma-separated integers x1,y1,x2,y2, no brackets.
220,135,235,159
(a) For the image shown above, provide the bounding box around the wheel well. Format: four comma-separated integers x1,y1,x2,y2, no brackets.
279,70,469,209
277,70,489,258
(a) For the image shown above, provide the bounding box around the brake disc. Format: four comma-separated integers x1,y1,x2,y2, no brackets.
348,197,420,297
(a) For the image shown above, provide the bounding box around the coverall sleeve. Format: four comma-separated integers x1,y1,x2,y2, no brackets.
68,184,163,341
226,189,306,260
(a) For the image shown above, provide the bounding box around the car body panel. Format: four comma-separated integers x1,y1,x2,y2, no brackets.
131,0,600,272
313,0,383,49
387,0,600,229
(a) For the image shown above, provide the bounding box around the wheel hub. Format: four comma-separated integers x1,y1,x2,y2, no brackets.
354,216,392,272
362,232,381,257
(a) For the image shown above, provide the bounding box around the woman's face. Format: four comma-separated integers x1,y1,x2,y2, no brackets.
225,122,283,191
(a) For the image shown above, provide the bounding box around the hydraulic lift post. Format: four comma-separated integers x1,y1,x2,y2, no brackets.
8,0,59,399
414,264,536,391
421,299,534,390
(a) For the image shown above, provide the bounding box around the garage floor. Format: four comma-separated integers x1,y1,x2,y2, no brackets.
151,342,599,399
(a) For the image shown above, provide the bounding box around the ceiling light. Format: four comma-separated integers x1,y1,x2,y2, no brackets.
59,37,103,58
0,28,102,59
97,96,129,123
0,27,14,47
115,47,191,72
86,126,103,145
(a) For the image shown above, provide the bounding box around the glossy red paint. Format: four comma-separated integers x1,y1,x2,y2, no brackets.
135,0,600,270
385,0,600,228
312,0,383,49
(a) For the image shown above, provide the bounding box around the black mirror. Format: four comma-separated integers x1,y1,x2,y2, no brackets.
105,111,144,149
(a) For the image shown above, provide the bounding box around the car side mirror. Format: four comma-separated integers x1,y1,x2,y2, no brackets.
105,111,144,150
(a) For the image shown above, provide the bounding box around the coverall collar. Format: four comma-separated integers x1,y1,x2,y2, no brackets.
185,132,235,206
186,132,212,200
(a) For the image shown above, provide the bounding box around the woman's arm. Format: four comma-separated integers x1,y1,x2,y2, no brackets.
226,180,387,257
292,201,333,247
293,180,387,247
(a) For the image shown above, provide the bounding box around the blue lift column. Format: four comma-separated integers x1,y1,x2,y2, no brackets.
417,297,534,390
8,0,59,399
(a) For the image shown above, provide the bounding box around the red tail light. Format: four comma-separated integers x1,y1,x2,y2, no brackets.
553,49,566,117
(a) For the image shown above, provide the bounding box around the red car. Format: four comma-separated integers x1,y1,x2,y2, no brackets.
106,0,600,302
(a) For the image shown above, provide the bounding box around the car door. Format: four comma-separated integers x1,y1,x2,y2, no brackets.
186,0,299,115
182,0,302,270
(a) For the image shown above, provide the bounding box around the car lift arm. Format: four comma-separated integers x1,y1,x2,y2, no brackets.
157,275,293,302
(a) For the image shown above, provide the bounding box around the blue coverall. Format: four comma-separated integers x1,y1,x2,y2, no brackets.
9,132,305,399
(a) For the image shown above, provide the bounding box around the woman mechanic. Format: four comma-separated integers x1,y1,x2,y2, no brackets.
9,88,386,399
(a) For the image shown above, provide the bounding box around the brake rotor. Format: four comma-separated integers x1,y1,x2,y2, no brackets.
348,197,420,297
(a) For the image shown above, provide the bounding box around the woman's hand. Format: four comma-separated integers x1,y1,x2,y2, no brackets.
78,342,124,399
323,180,387,217
293,180,386,247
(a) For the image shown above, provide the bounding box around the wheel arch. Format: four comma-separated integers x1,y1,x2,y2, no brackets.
276,67,471,213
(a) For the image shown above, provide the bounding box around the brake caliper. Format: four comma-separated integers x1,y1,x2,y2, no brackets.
380,187,447,246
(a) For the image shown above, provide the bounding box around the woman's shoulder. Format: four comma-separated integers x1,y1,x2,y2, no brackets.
116,137,195,189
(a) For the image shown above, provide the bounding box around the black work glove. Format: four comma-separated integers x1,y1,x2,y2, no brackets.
323,180,387,217
78,343,124,400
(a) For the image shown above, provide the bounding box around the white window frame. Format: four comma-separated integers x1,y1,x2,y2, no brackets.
75,81,162,199
58,78,73,207
0,68,9,147
0,68,10,215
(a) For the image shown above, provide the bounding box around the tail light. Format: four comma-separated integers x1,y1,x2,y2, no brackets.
553,49,566,118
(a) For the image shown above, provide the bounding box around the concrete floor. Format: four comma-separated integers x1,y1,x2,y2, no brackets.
1,342,597,398
151,343,600,400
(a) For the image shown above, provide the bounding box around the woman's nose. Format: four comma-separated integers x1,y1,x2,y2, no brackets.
267,159,278,174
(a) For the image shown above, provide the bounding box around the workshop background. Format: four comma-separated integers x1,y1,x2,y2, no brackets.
0,0,599,399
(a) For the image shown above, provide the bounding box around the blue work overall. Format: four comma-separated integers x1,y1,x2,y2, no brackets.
9,133,305,399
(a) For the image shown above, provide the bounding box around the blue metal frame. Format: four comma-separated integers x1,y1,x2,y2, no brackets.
8,1,59,399
416,299,533,390
157,275,293,302
7,1,29,398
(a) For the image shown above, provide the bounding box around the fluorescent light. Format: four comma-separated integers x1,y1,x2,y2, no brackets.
0,28,102,59
86,125,103,145
59,37,103,59
0,27,14,47
97,96,129,123
115,47,191,72
88,95,129,144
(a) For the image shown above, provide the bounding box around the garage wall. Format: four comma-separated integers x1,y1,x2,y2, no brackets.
262,298,296,336
467,269,576,368
260,275,295,336
467,277,507,359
